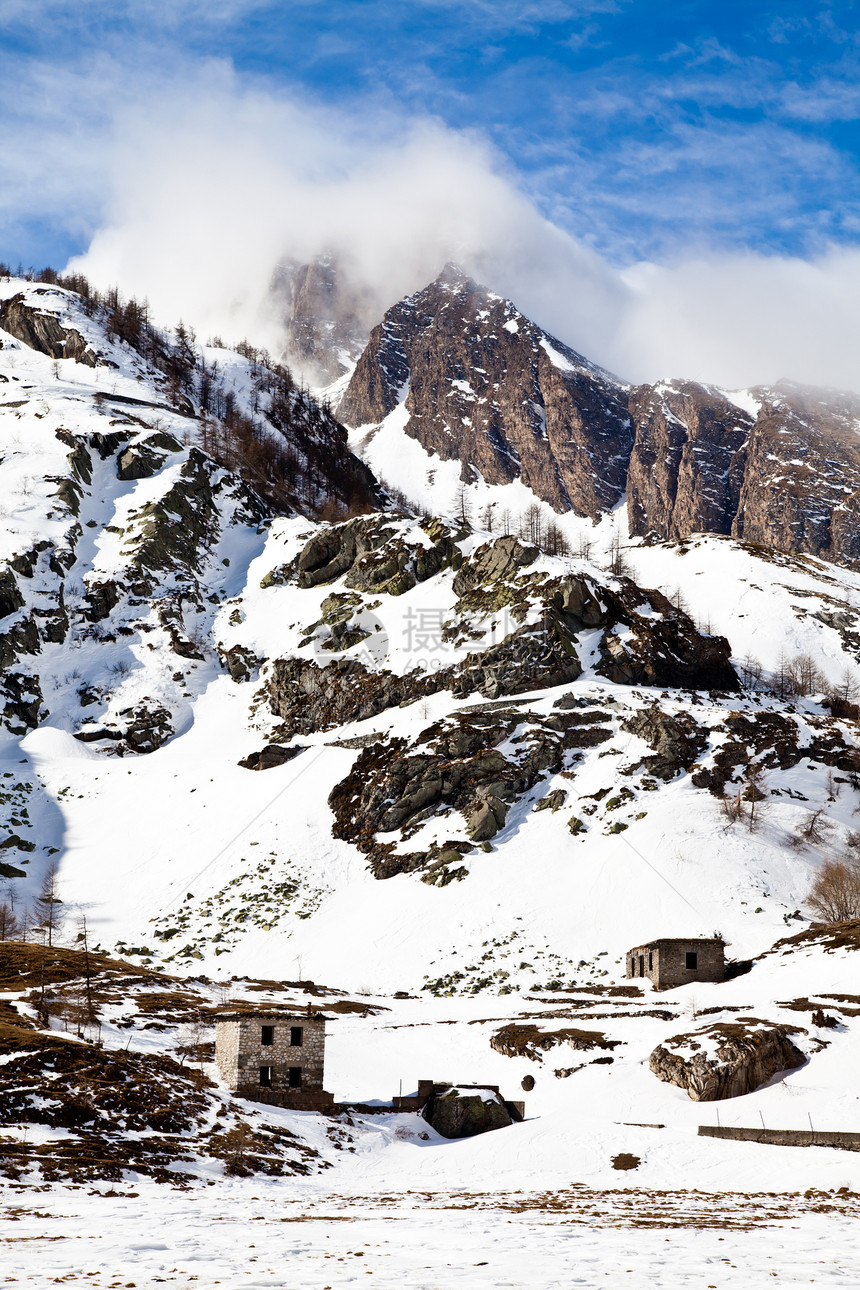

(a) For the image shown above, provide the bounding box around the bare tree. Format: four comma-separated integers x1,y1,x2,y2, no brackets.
520,503,545,547
606,531,631,577
453,483,473,530
827,666,860,706
575,531,593,561
773,648,797,701
0,899,21,941
788,808,834,850
33,863,64,947
479,502,495,533
721,783,746,826
807,857,860,922
743,761,769,832
669,586,689,615
739,653,764,691
75,912,97,1026
790,653,825,697
544,520,571,557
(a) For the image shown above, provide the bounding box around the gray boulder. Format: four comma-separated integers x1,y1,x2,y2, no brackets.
649,1022,806,1101
422,1087,513,1139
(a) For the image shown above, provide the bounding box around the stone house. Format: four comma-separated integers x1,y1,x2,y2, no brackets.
626,937,725,990
215,1011,334,1111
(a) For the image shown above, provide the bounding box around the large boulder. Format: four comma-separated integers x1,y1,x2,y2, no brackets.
0,293,99,366
452,534,538,598
649,1022,806,1101
422,1087,513,1139
623,704,708,780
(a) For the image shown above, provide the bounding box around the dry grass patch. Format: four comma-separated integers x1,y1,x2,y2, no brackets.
490,1022,621,1061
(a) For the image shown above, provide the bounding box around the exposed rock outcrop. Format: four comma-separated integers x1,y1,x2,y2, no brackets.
0,292,101,366
649,1022,806,1101
116,433,182,481
622,705,708,780
238,744,306,771
327,706,613,877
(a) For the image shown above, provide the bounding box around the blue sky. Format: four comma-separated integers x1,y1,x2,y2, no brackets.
2,0,859,269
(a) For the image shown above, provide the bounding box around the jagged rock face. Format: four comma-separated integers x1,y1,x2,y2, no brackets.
626,381,751,540
731,383,860,565
649,1023,806,1101
338,267,634,520
0,293,101,367
273,256,373,385
629,380,860,566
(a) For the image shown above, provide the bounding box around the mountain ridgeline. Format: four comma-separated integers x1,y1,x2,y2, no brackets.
337,266,860,567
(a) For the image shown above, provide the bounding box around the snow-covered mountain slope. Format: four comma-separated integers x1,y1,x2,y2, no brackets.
338,266,860,568
3,270,860,1230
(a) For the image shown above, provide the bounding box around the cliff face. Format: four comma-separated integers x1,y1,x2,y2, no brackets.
628,379,860,565
731,383,860,566
338,266,634,521
339,267,860,566
273,256,373,386
625,380,752,541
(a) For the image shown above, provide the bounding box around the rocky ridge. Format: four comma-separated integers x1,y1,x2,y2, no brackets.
0,278,377,760
339,265,633,520
339,268,860,567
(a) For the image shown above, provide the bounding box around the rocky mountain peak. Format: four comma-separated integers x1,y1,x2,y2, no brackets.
337,266,633,520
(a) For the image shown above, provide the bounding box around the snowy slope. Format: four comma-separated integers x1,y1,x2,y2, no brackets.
2,274,860,1265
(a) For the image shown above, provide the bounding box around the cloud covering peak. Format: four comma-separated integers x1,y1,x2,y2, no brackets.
59,69,860,393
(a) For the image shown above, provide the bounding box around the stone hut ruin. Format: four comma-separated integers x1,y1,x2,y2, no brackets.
396,1081,525,1138
626,937,725,990
215,1011,334,1111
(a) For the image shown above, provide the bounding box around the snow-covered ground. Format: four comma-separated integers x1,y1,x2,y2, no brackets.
5,1181,859,1288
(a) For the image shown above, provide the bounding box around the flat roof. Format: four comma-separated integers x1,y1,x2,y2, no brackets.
214,1012,325,1022
627,938,725,952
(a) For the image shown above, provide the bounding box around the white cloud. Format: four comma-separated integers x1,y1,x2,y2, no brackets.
615,248,860,391
20,59,857,396
66,64,626,360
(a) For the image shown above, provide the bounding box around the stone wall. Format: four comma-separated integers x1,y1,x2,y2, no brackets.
699,1126,860,1152
215,1014,327,1101
626,939,724,989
